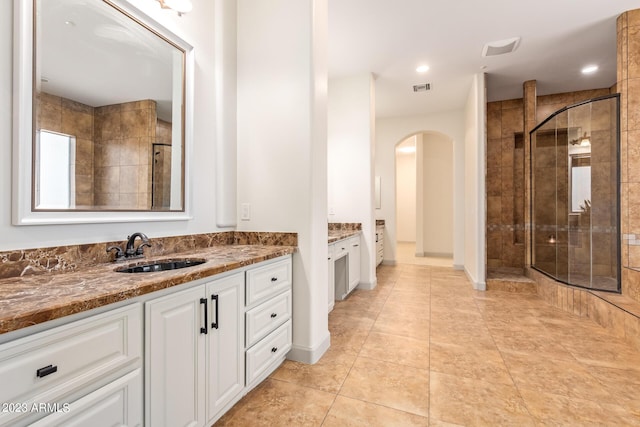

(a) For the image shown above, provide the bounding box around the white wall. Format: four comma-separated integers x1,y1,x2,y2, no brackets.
1,0,235,250
376,111,465,268
236,0,329,363
395,138,416,242
327,74,376,289
421,132,453,256
463,73,486,289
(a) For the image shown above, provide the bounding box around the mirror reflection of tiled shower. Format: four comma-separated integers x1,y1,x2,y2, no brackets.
152,143,172,210
531,94,620,292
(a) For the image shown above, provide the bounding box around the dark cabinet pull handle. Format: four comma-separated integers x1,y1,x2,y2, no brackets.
353,244,359,247
200,298,208,334
270,277,278,282
36,365,57,378
270,313,277,318
211,294,219,329
271,347,278,353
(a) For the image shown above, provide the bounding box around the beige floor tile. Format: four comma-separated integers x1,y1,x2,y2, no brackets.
379,300,429,320
329,309,377,330
217,262,640,426
488,328,576,360
372,313,430,341
339,356,429,417
429,327,498,350
429,341,514,385
359,331,429,369
385,291,430,307
519,388,640,426
270,347,357,393
328,323,370,353
428,419,466,427
323,395,429,427
587,365,640,413
501,351,617,403
215,379,334,426
562,336,640,370
429,372,536,426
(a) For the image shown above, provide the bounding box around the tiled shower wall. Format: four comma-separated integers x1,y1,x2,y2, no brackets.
619,10,640,303
36,92,95,207
94,100,157,209
487,99,525,270
36,94,163,210
486,88,612,272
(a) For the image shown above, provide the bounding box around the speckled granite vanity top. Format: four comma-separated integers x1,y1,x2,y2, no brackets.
328,223,362,243
0,232,296,335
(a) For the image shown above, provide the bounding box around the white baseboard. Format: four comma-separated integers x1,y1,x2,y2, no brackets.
453,264,464,271
381,260,396,266
356,279,377,290
286,330,330,364
464,267,486,291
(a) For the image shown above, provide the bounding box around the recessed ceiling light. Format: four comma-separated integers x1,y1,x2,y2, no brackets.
581,65,598,74
416,65,429,73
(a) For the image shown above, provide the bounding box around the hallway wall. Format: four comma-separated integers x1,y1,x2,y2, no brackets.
376,110,465,267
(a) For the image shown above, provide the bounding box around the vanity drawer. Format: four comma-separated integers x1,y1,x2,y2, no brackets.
0,304,142,426
246,258,292,306
245,320,292,386
246,290,291,347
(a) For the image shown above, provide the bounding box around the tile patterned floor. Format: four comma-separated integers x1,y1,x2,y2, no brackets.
216,264,640,426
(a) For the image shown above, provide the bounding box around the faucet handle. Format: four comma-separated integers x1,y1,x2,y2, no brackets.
107,245,125,261
136,242,152,256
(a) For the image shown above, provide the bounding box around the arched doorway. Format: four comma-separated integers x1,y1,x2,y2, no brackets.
395,132,453,266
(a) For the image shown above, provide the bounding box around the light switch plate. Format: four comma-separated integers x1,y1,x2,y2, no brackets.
241,203,251,221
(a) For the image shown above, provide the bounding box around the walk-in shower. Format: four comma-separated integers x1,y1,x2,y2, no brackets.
531,94,620,292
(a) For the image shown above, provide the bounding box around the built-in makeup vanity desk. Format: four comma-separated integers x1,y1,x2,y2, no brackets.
327,223,361,312
0,232,296,427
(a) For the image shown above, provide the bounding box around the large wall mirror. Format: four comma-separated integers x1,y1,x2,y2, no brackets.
13,0,194,225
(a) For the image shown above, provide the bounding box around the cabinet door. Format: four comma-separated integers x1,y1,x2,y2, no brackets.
206,273,244,423
348,236,361,292
30,368,142,427
146,286,206,427
328,244,335,312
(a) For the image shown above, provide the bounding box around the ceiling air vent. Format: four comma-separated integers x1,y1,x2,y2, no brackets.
482,37,520,57
413,83,431,92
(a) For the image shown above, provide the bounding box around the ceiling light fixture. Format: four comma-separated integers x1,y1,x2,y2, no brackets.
416,65,429,73
581,64,598,74
156,0,192,16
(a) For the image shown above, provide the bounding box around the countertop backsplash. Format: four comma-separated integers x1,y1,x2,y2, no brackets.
0,231,298,280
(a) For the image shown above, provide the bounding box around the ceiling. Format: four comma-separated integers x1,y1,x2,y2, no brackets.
328,0,640,118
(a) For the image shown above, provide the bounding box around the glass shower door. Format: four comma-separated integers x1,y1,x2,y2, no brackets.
531,94,620,292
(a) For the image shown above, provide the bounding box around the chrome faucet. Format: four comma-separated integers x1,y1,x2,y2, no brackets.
125,232,151,258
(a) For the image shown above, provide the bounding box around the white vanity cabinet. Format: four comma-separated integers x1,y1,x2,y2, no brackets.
0,303,143,427
145,272,244,427
375,227,384,266
244,258,293,390
331,233,361,301
327,244,335,313
347,235,361,293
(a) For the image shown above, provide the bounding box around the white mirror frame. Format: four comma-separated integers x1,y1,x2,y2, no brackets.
12,0,194,225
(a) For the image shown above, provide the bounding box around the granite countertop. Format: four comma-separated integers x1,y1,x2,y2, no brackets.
0,244,295,335
328,229,361,244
